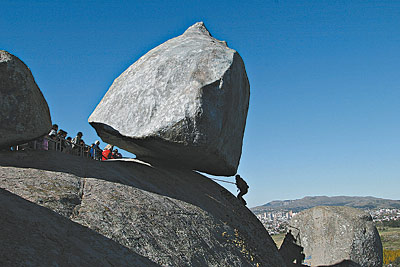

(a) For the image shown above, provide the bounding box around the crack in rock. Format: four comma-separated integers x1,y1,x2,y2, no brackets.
71,178,86,219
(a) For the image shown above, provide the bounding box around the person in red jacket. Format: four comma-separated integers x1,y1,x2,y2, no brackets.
102,144,114,161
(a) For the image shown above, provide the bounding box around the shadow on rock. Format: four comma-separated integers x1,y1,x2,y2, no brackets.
0,188,158,266
317,259,361,267
0,150,285,266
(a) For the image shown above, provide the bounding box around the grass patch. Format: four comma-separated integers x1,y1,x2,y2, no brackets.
378,227,400,251
271,233,285,248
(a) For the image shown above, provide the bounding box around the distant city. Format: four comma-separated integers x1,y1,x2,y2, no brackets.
251,196,400,235
254,210,296,235
254,208,400,235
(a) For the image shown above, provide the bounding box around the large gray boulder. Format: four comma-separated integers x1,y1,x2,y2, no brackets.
0,189,158,266
0,50,51,148
89,22,250,176
289,206,383,267
0,150,284,266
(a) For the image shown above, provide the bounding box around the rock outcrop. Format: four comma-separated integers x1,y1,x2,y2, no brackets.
0,189,158,266
0,150,284,266
289,206,383,267
0,50,51,148
89,22,250,176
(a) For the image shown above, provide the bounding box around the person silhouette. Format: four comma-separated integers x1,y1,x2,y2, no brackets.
279,230,305,266
235,174,249,205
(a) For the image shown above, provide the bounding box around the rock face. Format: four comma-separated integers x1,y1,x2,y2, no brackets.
289,206,383,267
0,50,51,148
0,189,158,266
88,22,250,176
0,150,284,266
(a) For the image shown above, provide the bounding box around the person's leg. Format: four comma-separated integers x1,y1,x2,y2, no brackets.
237,192,247,205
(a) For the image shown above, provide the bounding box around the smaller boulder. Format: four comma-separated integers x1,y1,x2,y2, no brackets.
289,206,383,267
0,50,51,148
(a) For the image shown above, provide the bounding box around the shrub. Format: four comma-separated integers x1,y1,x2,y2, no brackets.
383,249,400,265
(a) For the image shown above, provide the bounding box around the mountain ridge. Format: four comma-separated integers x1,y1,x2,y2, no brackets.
251,195,400,214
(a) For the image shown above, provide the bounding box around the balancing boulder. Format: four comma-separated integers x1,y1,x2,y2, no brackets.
0,50,51,148
89,22,250,176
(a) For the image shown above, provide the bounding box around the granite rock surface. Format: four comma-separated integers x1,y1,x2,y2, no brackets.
0,50,51,148
289,206,383,267
89,22,250,176
0,150,284,266
0,188,158,266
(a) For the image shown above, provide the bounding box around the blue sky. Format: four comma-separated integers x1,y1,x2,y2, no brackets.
2,1,399,207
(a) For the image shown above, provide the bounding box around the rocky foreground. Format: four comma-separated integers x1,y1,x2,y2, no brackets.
0,150,285,266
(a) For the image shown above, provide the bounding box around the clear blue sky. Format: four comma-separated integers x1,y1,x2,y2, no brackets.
2,0,399,207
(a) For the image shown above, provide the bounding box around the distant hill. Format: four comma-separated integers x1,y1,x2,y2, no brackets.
251,196,400,214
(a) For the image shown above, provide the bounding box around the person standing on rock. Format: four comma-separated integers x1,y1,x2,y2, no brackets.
90,140,102,160
112,149,122,159
102,144,114,161
48,124,58,150
48,124,58,138
72,132,83,155
235,174,249,205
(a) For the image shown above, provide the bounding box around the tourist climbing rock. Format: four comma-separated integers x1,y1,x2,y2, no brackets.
235,174,249,205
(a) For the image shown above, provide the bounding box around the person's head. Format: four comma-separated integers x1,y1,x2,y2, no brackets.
90,143,95,147
80,140,85,144
235,174,240,180
104,144,112,150
77,132,83,137
95,140,100,146
58,129,67,137
113,149,118,153
52,124,58,130
66,137,72,141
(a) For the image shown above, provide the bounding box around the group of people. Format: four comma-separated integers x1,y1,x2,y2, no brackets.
14,124,250,204
47,124,122,161
49,124,125,160
100,144,122,161
9,123,122,161
48,124,95,157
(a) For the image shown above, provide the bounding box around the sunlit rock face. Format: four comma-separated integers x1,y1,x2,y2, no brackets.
89,22,250,176
0,150,285,266
290,206,383,267
0,50,51,148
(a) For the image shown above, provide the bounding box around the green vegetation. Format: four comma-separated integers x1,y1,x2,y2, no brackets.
379,227,400,251
271,233,285,249
383,249,400,266
377,220,400,228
